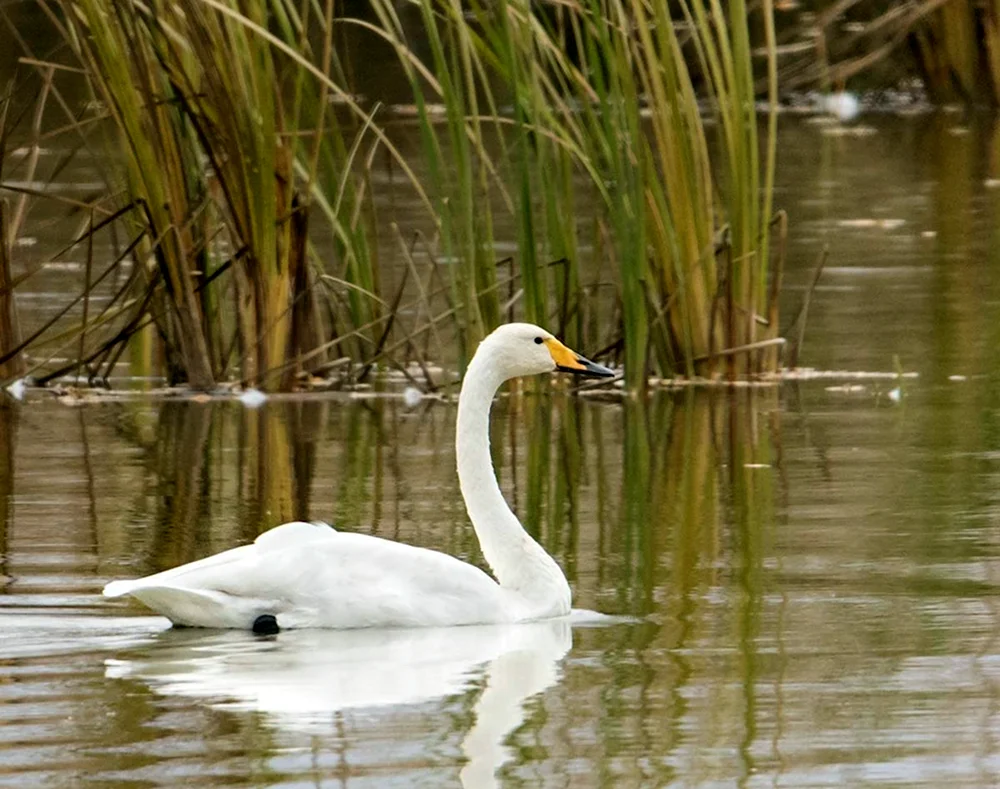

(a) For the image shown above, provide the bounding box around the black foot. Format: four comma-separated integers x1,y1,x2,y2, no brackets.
252,614,280,635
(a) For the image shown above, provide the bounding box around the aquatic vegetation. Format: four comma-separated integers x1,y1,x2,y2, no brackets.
1,0,783,392
372,0,782,387
764,1,1000,107
910,0,994,104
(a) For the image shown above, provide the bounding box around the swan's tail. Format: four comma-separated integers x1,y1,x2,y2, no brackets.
103,579,138,598
101,521,336,628
106,582,268,628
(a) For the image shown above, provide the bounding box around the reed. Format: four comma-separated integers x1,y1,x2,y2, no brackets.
908,0,1000,106
6,0,783,391
911,0,982,103
366,0,506,369
0,202,23,382
27,0,403,389
375,0,782,388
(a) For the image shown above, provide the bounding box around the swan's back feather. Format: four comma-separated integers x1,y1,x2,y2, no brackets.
103,522,335,600
253,520,336,550
104,523,513,629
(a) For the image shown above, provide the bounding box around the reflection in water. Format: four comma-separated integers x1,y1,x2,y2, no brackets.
3,63,1000,780
82,390,782,785
6,320,1000,785
106,618,572,787
0,403,15,590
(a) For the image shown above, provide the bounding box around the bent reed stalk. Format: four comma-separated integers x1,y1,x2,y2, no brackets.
2,0,782,392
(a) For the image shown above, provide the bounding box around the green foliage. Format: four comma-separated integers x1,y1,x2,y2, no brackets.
372,0,782,388
7,0,781,391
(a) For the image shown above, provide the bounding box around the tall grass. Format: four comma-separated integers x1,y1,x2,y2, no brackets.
371,0,781,388
910,0,1000,105
912,0,980,103
4,0,782,391
772,1,1000,105
22,0,405,390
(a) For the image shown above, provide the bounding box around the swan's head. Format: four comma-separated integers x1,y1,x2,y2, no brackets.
477,323,614,380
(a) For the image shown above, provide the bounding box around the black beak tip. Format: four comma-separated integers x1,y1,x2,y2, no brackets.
558,357,615,378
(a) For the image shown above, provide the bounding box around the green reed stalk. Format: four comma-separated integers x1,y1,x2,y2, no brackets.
27,0,780,390
462,0,779,386
367,0,506,370
52,0,401,389
63,0,217,387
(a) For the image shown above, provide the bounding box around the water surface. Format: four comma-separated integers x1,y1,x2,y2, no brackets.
5,60,1000,788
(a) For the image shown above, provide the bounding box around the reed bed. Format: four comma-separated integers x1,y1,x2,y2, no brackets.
1,0,784,394
761,0,1000,105
911,0,1000,105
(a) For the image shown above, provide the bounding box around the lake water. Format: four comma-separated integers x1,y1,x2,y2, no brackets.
5,56,1000,789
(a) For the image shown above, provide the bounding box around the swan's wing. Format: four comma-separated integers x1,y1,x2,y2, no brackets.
103,522,333,598
231,532,511,629
102,522,338,628
103,521,509,629
253,520,337,550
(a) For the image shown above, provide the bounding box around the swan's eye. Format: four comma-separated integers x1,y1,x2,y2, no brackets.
534,337,543,345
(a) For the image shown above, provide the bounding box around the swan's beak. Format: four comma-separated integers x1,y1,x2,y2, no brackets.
544,338,615,378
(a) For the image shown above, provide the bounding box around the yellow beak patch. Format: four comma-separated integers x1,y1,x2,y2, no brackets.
544,337,587,371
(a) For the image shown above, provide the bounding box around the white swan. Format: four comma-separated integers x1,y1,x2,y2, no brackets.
103,323,613,630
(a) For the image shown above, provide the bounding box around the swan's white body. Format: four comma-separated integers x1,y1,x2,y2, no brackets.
103,323,612,629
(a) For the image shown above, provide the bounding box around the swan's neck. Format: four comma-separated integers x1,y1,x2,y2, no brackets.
456,350,571,616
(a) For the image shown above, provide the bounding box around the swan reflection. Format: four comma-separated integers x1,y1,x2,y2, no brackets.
106,617,573,786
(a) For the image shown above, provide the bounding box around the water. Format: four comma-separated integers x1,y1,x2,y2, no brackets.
7,36,1000,784
3,373,1000,786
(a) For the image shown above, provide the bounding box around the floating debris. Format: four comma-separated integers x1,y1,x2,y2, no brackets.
743,463,771,469
3,179,107,192
5,379,25,401
781,368,919,381
887,387,902,403
390,103,448,117
825,384,867,393
948,375,967,382
238,389,268,408
837,218,906,230
921,230,937,239
822,91,860,122
9,147,54,158
986,179,1000,189
820,125,877,138
402,386,424,408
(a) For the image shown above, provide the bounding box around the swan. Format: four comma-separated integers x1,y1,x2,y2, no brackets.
103,323,613,630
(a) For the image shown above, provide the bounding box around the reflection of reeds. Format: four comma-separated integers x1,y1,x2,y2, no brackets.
509,386,776,616
241,404,295,535
0,404,15,585
110,401,309,570
0,202,23,381
148,403,213,571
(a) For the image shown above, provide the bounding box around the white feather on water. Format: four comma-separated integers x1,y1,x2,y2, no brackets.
5,379,26,401
238,388,267,408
